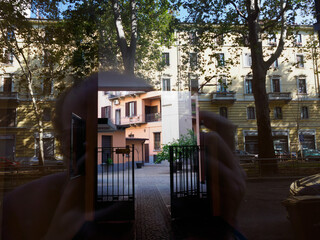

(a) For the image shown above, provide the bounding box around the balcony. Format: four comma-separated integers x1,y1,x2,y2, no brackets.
0,92,19,102
268,92,292,102
146,113,161,122
212,91,236,104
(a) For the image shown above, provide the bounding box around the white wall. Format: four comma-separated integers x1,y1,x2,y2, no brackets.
161,91,192,145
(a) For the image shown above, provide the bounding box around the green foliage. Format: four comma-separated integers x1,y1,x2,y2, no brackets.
61,0,176,79
155,130,196,163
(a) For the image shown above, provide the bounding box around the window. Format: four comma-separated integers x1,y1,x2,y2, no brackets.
296,55,304,68
162,52,170,66
243,53,252,67
298,78,307,94
1,77,13,92
295,34,302,46
125,101,137,117
154,132,161,150
218,78,227,92
273,59,279,68
0,109,16,127
274,107,282,119
247,107,255,119
217,53,225,67
216,34,224,45
190,52,197,67
268,34,276,45
115,109,121,125
190,77,198,93
219,107,228,118
162,78,170,91
245,77,253,94
3,49,13,65
301,106,309,119
42,78,53,95
189,32,197,45
42,108,51,121
101,106,111,118
36,137,54,160
271,78,280,92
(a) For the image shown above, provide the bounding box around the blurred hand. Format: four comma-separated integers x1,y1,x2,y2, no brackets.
199,111,246,228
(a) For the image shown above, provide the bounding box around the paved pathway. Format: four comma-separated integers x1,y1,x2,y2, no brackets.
134,165,172,240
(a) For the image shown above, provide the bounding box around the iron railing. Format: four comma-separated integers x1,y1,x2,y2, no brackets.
169,145,209,219
96,145,135,221
145,113,161,122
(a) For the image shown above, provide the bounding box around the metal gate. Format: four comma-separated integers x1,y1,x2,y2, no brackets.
96,145,135,221
170,145,209,219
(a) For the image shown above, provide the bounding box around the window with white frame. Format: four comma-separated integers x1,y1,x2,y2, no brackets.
115,109,121,125
243,53,252,67
245,77,253,94
217,53,225,67
162,78,170,91
296,54,304,68
189,32,197,45
162,52,170,66
273,58,279,68
190,77,198,93
125,101,137,117
190,52,197,67
274,107,283,119
301,106,309,119
268,34,276,45
3,49,13,65
271,77,281,93
247,107,255,119
0,76,13,92
295,34,302,46
218,77,227,92
298,77,307,94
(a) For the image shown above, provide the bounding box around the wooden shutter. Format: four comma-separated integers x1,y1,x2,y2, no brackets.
125,102,129,117
101,107,106,118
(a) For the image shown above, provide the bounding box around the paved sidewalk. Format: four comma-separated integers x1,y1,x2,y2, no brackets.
133,165,296,240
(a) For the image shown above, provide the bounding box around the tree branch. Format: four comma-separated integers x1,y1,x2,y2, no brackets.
265,0,287,68
261,0,289,32
229,2,248,21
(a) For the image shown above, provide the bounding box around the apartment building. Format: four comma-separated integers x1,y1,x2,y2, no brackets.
157,26,320,154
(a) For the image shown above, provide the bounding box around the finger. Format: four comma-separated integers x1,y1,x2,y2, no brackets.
202,131,239,171
199,111,235,150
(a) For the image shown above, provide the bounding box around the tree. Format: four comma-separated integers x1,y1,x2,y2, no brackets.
175,0,315,174
0,0,69,165
62,0,175,79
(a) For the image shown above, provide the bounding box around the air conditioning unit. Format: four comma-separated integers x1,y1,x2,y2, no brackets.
114,99,120,105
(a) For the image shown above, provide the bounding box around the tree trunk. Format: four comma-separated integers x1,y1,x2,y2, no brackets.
252,72,278,175
247,3,278,175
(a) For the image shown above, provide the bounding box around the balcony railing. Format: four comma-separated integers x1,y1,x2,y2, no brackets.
211,91,236,103
0,92,18,101
268,92,292,102
145,113,161,122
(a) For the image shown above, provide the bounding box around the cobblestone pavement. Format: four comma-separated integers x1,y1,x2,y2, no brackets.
134,165,172,240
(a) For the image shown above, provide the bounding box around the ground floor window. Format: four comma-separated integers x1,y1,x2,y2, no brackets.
154,132,161,150
299,134,315,149
36,137,54,160
0,135,15,159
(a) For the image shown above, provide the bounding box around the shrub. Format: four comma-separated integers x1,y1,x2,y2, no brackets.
155,130,197,163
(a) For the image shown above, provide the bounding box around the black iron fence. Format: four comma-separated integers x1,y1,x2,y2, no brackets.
242,158,320,178
169,145,209,219
95,146,135,221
